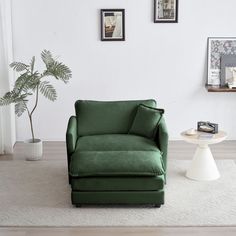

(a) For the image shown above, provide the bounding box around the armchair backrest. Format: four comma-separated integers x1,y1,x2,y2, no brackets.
75,99,156,136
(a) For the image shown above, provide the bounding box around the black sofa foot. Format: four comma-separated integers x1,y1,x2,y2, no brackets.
154,204,161,208
75,204,82,208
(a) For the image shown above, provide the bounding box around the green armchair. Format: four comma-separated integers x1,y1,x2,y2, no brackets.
66,100,168,207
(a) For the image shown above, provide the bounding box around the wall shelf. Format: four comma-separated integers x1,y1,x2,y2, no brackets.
206,85,236,92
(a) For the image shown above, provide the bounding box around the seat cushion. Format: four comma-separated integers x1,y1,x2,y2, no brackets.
75,99,156,136
75,134,159,152
70,150,164,177
71,175,164,191
70,134,164,177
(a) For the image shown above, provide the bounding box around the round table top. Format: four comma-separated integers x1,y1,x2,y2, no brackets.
181,130,227,145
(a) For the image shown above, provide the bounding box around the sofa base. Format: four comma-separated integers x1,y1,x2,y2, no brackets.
76,204,161,208
71,190,164,206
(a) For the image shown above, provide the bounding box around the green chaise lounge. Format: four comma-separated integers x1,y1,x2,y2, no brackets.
66,99,168,207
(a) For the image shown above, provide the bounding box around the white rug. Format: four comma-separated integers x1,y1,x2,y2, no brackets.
0,160,236,226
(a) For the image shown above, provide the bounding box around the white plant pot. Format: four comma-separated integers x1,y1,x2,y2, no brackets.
24,139,43,161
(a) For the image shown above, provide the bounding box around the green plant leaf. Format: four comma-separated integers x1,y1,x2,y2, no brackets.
14,72,40,94
41,50,54,67
15,100,27,117
43,61,72,83
39,81,57,101
10,62,29,72
0,91,17,106
0,97,12,106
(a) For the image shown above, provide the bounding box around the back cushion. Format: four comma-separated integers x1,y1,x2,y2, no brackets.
75,100,156,136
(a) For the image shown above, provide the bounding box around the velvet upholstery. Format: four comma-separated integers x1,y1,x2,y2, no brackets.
66,99,168,207
75,134,159,152
66,116,77,156
66,116,77,176
70,150,164,177
75,100,156,136
129,104,164,139
71,175,164,191
155,117,169,179
71,190,165,205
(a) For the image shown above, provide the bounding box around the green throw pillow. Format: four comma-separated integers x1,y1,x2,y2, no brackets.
129,104,164,139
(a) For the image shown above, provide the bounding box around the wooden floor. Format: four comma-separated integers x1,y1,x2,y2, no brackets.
0,227,236,236
0,141,236,236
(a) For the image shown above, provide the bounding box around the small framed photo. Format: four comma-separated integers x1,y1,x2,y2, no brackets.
154,0,178,23
207,37,236,86
220,55,236,86
225,66,236,84
101,9,125,41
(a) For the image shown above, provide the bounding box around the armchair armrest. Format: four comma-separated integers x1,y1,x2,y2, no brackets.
66,116,78,172
155,117,168,180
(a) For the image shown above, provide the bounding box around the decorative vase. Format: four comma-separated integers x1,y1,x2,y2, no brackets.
24,139,43,161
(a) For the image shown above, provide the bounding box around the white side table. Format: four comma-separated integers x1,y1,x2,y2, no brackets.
181,130,227,181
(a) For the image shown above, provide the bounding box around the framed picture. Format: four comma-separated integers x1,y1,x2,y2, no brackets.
101,9,125,41
154,0,178,23
207,37,236,86
225,66,236,87
220,55,236,86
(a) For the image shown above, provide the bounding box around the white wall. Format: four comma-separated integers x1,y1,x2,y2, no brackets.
11,0,236,141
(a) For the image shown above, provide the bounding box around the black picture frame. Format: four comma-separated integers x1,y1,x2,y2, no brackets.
101,9,125,41
154,0,178,23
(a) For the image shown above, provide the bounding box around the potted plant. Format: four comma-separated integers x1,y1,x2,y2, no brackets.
0,50,72,160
